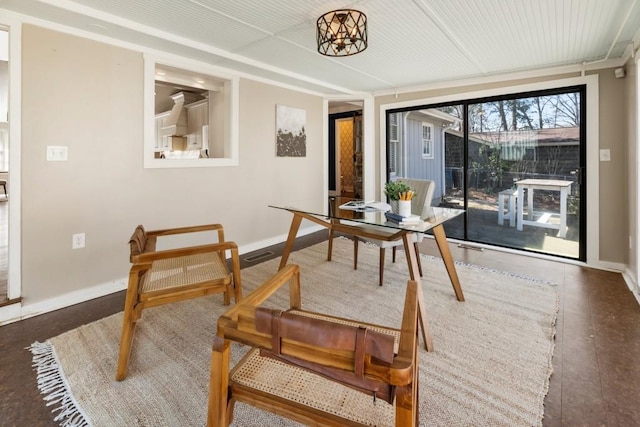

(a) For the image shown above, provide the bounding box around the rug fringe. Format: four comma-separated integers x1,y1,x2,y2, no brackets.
28,341,90,427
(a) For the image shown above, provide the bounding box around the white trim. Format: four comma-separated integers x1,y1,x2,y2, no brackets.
584,75,600,265
362,96,375,201
0,4,356,97
378,75,601,266
0,302,20,325
636,52,640,299
622,268,640,306
374,60,623,98
6,18,21,301
323,94,374,201
0,278,127,326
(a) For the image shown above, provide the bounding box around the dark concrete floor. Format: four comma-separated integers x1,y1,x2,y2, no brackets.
1,231,639,426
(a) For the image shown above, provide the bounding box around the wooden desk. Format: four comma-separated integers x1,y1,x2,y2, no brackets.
270,203,465,351
515,179,573,238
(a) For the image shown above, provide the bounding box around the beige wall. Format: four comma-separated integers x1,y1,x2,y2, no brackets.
374,69,630,264
20,25,323,304
15,24,637,307
598,68,629,263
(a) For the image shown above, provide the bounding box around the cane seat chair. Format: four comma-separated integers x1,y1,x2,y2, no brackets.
116,223,242,381
207,264,420,426
330,178,435,286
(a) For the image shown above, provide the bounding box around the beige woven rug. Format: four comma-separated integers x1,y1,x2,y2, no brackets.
30,238,558,426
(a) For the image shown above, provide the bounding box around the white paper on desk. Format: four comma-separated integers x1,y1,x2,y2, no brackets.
363,201,391,212
339,201,391,212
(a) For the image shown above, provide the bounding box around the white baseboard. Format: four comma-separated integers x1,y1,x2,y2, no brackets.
0,303,21,325
0,279,127,326
589,260,626,272
237,224,325,255
0,224,326,326
622,268,640,307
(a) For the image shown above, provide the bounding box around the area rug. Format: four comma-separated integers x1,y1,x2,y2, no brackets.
29,238,559,426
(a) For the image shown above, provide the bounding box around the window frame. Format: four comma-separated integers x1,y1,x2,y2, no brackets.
143,54,239,168
421,122,434,159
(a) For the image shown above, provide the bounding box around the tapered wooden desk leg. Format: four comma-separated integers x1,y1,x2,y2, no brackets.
327,218,338,262
279,214,303,270
403,234,434,352
432,225,465,302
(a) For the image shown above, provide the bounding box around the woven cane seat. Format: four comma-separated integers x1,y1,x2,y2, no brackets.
140,252,231,295
231,310,401,426
231,348,395,426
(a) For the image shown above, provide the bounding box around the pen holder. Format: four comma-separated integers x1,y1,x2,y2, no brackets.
398,200,412,218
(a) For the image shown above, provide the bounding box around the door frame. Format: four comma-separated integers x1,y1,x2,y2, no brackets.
328,112,362,196
6,20,20,301
378,75,602,267
326,96,373,201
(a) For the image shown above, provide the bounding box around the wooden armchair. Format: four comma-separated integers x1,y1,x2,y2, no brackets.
116,223,242,381
207,264,420,426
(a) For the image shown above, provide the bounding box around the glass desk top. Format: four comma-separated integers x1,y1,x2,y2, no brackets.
269,199,464,234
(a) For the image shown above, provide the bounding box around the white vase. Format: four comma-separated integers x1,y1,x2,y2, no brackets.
399,200,412,218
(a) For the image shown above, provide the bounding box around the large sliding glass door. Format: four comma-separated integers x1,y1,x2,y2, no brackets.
386,86,585,260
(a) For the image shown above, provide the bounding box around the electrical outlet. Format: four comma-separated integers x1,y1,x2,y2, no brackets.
72,233,85,249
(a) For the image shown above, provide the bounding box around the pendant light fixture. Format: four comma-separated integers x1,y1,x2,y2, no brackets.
316,9,367,57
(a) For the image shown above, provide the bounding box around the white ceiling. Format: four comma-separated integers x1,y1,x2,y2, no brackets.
1,0,639,95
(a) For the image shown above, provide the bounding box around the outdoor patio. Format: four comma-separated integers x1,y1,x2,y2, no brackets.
439,188,580,259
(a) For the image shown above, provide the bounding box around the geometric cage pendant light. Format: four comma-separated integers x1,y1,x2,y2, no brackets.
316,9,368,57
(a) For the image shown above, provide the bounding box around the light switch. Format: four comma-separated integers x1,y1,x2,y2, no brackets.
599,149,611,161
47,145,68,161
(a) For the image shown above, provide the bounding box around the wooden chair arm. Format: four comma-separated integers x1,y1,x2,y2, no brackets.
145,223,224,238
217,264,301,324
396,280,419,361
132,241,239,264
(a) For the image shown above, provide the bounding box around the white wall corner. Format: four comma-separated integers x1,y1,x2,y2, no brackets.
0,302,22,325
622,268,640,307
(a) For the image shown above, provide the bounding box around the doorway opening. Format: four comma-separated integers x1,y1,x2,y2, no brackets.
385,85,586,261
328,101,363,199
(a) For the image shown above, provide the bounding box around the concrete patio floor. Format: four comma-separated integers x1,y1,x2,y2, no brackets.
439,195,580,259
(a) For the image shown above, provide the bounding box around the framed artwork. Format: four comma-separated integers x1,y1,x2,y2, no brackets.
276,104,306,157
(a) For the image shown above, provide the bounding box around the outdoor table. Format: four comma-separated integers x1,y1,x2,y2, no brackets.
516,179,573,238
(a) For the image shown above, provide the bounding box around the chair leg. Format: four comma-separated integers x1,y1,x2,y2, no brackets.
207,337,231,427
379,248,385,286
230,247,242,303
327,227,334,261
353,237,359,270
392,247,397,263
116,310,138,379
414,242,423,277
116,272,142,381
